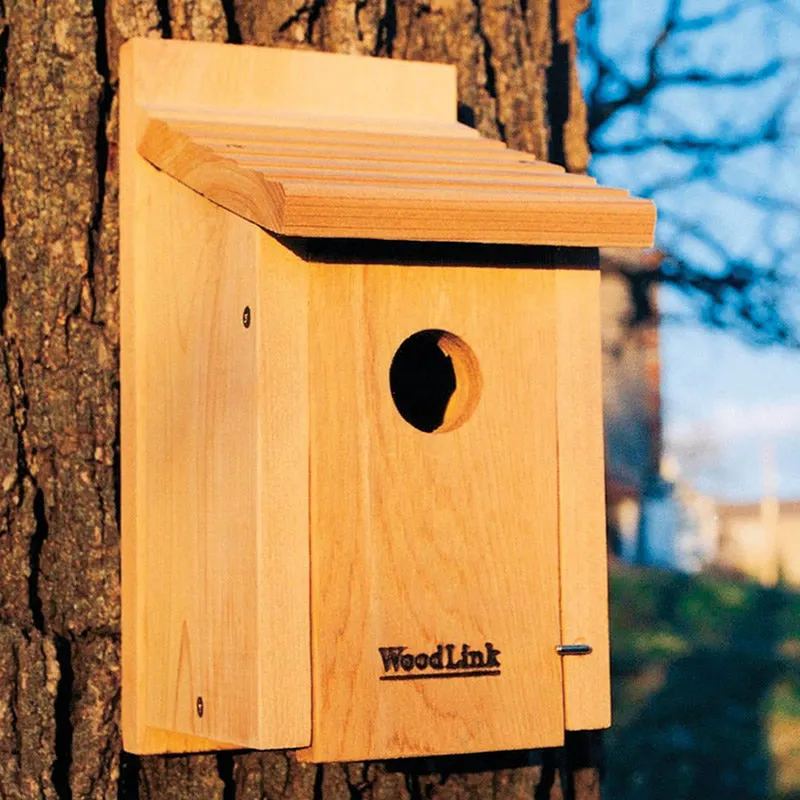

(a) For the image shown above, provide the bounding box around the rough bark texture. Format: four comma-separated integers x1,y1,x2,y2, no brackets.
0,0,596,796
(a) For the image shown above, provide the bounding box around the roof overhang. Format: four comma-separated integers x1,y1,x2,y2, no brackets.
124,39,656,248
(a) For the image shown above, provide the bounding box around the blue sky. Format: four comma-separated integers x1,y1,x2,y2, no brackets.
661,292,800,501
579,0,800,503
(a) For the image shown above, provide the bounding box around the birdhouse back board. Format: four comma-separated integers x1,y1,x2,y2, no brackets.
121,55,312,750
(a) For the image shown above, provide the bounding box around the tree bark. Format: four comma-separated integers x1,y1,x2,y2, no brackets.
0,0,598,796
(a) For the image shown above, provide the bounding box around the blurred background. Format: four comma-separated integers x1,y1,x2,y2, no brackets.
577,1,800,796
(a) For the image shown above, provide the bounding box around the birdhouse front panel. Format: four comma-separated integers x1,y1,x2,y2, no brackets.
303,263,564,761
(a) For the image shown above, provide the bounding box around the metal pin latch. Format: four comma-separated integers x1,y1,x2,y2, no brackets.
556,644,593,656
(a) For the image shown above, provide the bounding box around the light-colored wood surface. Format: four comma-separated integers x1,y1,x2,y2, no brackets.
121,36,621,759
555,270,612,730
124,38,457,127
160,119,500,148
139,116,655,247
252,232,311,747
301,265,565,762
120,45,310,754
125,728,242,756
123,38,656,248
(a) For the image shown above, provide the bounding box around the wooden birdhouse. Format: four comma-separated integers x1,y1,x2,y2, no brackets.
120,38,655,761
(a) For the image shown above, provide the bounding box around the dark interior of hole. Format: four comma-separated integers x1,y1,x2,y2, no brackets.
389,330,457,433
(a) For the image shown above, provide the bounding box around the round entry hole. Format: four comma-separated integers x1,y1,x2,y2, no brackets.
389,329,482,433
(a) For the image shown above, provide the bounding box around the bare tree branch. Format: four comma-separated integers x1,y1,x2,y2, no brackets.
579,0,800,346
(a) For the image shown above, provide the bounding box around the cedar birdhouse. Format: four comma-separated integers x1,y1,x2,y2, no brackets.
120,38,655,761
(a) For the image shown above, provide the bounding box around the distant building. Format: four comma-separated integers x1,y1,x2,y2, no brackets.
715,500,800,588
599,249,800,585
626,456,720,573
666,464,720,573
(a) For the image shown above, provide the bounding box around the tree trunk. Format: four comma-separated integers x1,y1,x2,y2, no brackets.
0,0,597,796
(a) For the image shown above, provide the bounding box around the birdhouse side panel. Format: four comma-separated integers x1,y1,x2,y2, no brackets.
304,264,565,762
555,269,611,730
121,156,310,751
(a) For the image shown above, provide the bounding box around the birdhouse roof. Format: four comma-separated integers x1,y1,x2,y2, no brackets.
126,39,655,248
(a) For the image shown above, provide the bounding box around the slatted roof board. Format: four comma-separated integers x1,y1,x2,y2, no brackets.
128,39,656,247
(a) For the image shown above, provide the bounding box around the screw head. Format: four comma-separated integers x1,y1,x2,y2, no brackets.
196,696,204,718
242,306,251,328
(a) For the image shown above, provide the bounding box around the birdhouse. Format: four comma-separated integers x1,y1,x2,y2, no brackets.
120,38,655,761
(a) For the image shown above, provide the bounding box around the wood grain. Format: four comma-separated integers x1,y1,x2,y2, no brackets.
124,38,656,248
120,45,310,754
138,116,655,247
301,264,565,761
121,36,626,760
123,38,457,126
555,270,611,731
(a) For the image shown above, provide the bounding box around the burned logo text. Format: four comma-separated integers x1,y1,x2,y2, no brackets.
378,643,501,681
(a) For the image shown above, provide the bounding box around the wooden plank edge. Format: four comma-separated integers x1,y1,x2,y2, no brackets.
119,35,147,762
123,726,244,756
281,198,657,248
138,117,286,234
242,173,619,196
282,180,648,203
152,108,484,140
254,233,313,749
555,269,612,732
296,728,568,764
198,143,563,170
